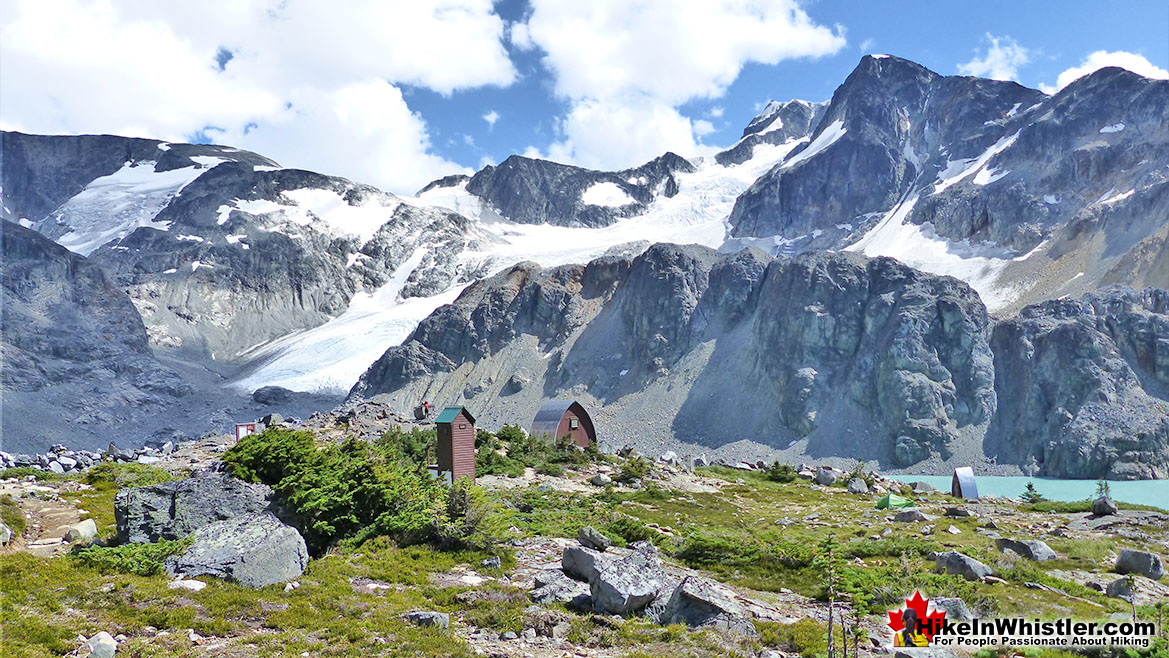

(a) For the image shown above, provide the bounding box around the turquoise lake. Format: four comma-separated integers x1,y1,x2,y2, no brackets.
887,475,1168,511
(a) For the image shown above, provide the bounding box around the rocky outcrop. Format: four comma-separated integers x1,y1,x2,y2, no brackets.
590,545,668,615
115,473,279,544
716,100,826,166
165,512,308,588
933,551,993,581
987,289,1169,479
995,538,1057,561
462,152,695,228
1116,549,1165,580
661,576,757,635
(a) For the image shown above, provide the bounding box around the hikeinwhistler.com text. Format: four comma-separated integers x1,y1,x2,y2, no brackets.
924,618,1158,648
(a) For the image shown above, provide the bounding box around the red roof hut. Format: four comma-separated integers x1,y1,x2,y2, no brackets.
530,400,596,448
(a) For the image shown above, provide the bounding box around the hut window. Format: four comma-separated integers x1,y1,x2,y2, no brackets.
569,418,579,429
459,424,466,429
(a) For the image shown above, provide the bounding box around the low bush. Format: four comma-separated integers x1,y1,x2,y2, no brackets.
0,466,48,480
1,494,26,535
70,539,191,576
82,461,175,490
764,461,797,483
434,479,514,553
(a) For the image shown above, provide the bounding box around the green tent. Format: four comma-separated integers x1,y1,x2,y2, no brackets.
876,493,915,509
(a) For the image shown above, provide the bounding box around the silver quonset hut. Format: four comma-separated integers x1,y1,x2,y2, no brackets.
530,400,597,448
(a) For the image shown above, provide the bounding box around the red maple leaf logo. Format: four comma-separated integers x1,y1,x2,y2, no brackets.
887,591,947,642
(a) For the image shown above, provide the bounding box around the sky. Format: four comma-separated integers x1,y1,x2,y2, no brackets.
2,1,1167,195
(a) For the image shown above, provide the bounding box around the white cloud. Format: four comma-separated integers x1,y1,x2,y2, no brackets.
483,110,500,128
0,0,514,193
692,119,716,137
859,38,875,52
708,106,725,118
518,0,845,169
958,34,1030,81
1039,50,1169,93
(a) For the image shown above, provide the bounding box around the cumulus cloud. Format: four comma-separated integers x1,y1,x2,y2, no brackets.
519,0,845,169
0,0,515,193
482,110,500,128
958,34,1030,81
1039,50,1169,93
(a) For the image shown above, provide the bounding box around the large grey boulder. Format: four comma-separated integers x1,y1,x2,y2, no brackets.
531,568,591,606
847,478,869,494
995,538,1057,561
77,631,118,658
562,545,610,582
0,522,13,546
252,385,293,406
165,512,308,588
1116,549,1165,580
578,526,611,551
661,576,757,636
933,597,972,621
1092,496,1119,516
65,519,98,544
591,545,667,615
895,509,930,523
933,551,994,581
815,468,838,486
405,611,450,630
1106,577,1134,600
115,472,278,544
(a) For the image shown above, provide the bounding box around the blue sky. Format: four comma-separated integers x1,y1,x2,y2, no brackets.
2,1,1166,193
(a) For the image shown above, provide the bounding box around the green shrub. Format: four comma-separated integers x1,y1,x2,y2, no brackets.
69,539,190,576
614,455,652,484
764,461,797,483
223,430,446,554
604,515,657,546
434,480,514,553
756,618,834,657
376,426,437,466
0,466,47,480
676,533,757,564
841,536,939,559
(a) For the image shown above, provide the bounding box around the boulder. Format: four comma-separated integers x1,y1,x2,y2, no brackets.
1116,549,1165,580
165,512,308,588
933,551,994,581
591,473,612,486
78,631,118,658
895,509,929,523
578,526,611,552
1106,577,1134,599
252,385,294,406
65,519,98,544
531,569,591,606
481,556,502,569
661,576,757,636
562,545,609,582
909,481,936,493
933,597,972,621
894,648,959,658
405,611,450,630
995,538,1057,561
944,507,974,518
815,467,837,486
1092,496,1119,516
0,522,12,545
48,461,65,474
591,544,666,615
115,472,278,544
847,478,869,494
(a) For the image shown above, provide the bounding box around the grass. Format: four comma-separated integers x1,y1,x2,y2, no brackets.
69,539,192,576
1,493,27,535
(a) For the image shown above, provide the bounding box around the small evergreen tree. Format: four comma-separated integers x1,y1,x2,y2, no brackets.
1095,478,1111,498
1021,481,1046,504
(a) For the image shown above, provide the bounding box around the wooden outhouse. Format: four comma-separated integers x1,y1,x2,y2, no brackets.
435,406,476,483
530,400,596,448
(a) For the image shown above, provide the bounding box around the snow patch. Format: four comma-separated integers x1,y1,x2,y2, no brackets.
973,167,1009,186
1100,189,1134,205
1043,195,1059,205
176,234,204,242
933,131,1020,195
254,165,281,172
190,260,212,271
581,181,636,207
781,120,845,169
1099,123,1125,134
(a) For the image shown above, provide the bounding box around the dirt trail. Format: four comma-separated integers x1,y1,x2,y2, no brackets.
0,479,86,557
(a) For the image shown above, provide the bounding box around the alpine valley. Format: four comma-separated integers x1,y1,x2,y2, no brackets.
3,55,1168,480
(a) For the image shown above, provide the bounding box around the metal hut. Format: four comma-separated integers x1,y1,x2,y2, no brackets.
530,400,596,448
435,406,476,483
951,466,979,500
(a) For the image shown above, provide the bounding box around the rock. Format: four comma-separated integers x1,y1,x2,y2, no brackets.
944,507,974,518
261,413,284,426
947,525,961,535
550,621,571,639
160,442,174,456
909,481,936,493
115,472,279,544
167,579,207,592
659,451,678,465
693,455,709,468
531,569,591,606
815,467,837,486
48,461,65,474
591,544,666,615
1116,549,1165,580
78,631,118,658
661,576,757,636
405,611,450,630
933,551,994,582
1093,496,1119,516
590,473,612,486
995,538,1057,561
0,522,12,545
499,631,518,641
165,512,308,588
847,478,869,494
1106,577,1134,599
933,597,972,621
65,519,98,544
57,455,78,469
562,545,609,582
578,526,611,552
894,648,959,658
252,386,294,406
895,509,929,523
481,556,502,569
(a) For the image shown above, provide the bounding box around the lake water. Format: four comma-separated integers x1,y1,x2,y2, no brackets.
887,475,1168,511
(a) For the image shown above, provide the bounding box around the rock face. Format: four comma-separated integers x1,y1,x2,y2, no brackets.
987,290,1169,479
531,569,591,606
661,576,757,636
1116,549,1165,580
460,152,695,228
715,100,827,166
1,220,190,453
562,545,610,582
578,526,611,552
115,473,279,544
995,538,1057,561
165,512,309,588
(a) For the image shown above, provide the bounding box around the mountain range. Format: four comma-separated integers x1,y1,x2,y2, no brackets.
2,55,1166,478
